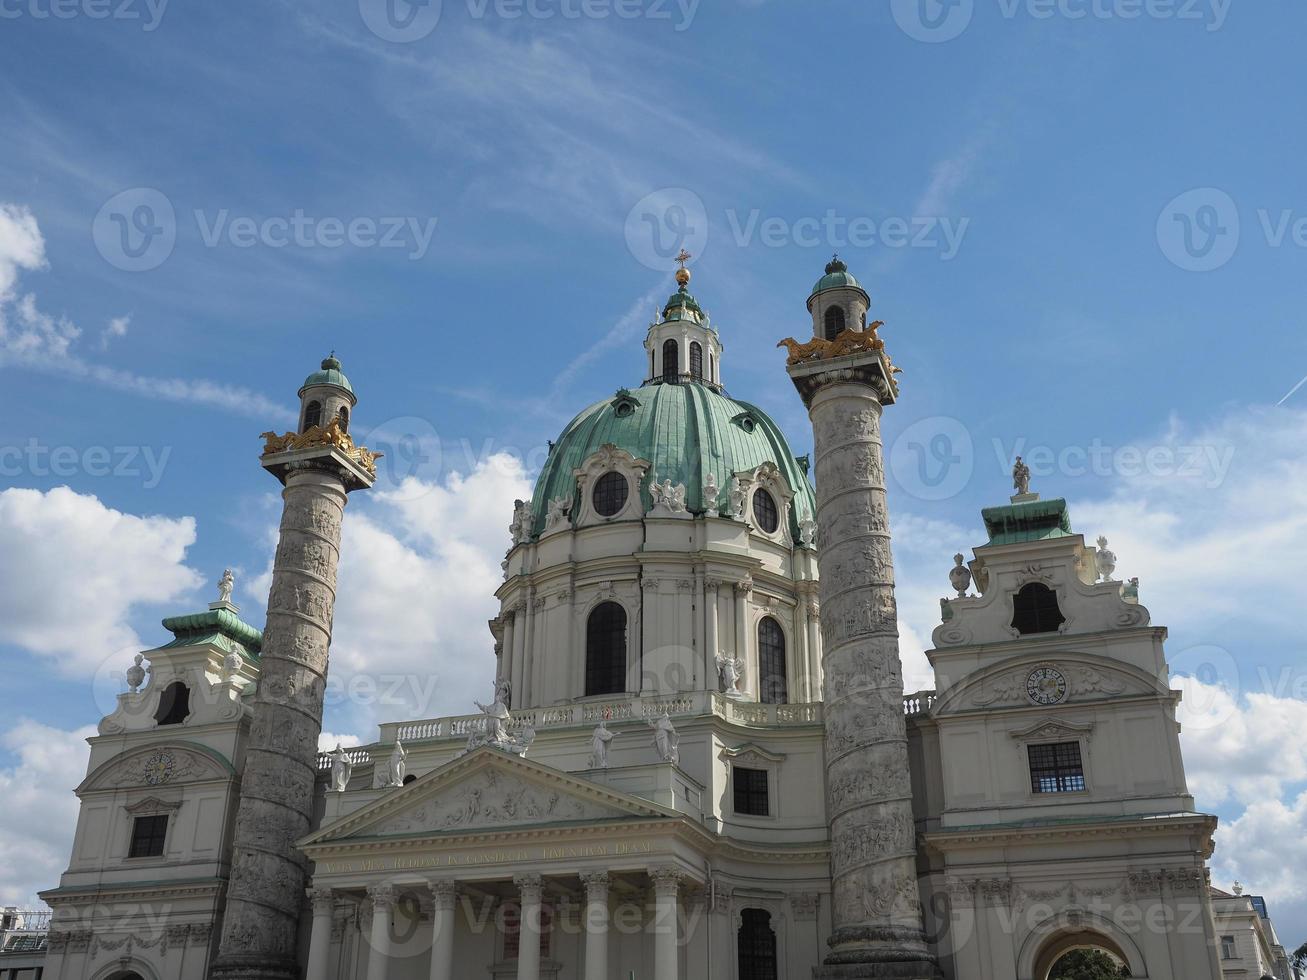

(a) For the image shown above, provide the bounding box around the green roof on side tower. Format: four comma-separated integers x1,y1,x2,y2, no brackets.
299,354,354,397
808,255,869,302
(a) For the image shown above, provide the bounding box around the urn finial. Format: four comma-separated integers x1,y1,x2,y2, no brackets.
948,553,972,598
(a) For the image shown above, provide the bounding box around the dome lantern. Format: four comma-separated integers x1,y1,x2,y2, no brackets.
644,250,725,389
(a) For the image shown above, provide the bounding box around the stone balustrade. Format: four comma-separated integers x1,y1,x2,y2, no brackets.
903,689,938,717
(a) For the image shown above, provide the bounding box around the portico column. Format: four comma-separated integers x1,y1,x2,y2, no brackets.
427,879,457,980
649,867,682,980
581,872,610,980
365,884,396,980
514,873,543,980
306,887,336,980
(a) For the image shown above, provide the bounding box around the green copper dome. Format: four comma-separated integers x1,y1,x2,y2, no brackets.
299,355,354,397
662,285,703,322
529,382,816,537
809,255,866,298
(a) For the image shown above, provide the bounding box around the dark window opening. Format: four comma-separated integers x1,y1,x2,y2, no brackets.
154,681,191,726
337,405,349,432
661,339,679,381
737,908,779,980
690,341,703,379
752,489,779,534
302,400,322,431
708,352,714,382
758,617,788,704
585,602,627,697
733,767,770,816
824,305,846,341
1011,583,1066,635
128,814,169,858
1028,741,1086,794
592,472,629,517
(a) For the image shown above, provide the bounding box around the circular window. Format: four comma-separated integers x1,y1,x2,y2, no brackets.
615,402,634,418
752,488,779,533
592,472,629,517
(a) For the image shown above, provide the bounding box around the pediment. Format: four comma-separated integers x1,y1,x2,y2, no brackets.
934,654,1169,715
305,748,675,845
79,742,234,793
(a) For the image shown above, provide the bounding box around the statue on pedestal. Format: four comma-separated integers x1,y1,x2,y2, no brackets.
328,744,353,792
648,712,680,765
217,568,235,603
590,721,614,769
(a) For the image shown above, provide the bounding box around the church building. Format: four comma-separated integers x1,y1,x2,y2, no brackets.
37,258,1229,980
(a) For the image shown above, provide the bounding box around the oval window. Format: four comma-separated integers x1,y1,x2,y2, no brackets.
753,489,779,533
593,472,629,517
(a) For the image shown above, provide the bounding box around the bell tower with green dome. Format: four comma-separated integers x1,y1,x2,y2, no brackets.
642,248,724,387
809,254,871,341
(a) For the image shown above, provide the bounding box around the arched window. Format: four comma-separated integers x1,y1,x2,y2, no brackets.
758,617,788,705
752,489,779,534
302,400,322,431
337,405,349,433
592,471,629,517
585,602,627,696
737,908,779,980
824,305,846,340
154,681,191,726
1011,583,1066,635
709,351,714,382
661,339,679,382
689,341,703,379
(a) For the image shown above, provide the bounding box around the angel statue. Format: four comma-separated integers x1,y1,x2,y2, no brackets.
217,568,235,603
727,476,747,520
702,471,720,517
647,712,680,765
386,739,407,788
1012,456,1031,496
590,720,614,769
716,653,746,698
328,744,353,792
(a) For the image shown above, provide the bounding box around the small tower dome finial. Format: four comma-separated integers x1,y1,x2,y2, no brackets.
674,248,692,288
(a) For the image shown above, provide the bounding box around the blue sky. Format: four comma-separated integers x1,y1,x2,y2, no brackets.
2,0,1305,951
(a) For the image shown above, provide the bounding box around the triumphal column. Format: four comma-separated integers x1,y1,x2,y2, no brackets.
212,357,379,980
781,259,939,979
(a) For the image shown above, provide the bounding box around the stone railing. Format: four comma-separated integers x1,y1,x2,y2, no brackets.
373,691,823,748
903,690,937,717
315,746,372,770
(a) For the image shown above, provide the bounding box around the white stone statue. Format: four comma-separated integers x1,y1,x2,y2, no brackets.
217,568,234,603
328,744,353,792
386,739,407,787
495,677,512,710
949,553,972,598
727,476,747,520
544,495,572,532
1012,457,1031,496
1095,535,1117,582
509,499,533,545
647,712,680,765
649,478,688,516
126,653,146,693
222,650,243,682
474,683,513,745
702,471,720,517
716,654,746,698
798,518,817,548
590,721,614,769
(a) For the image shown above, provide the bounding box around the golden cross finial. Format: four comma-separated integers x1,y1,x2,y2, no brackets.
675,248,692,270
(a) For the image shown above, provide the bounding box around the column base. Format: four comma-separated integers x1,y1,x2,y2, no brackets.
209,954,301,980
814,963,941,980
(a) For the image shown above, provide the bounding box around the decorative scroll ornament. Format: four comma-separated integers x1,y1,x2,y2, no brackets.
260,417,382,479
776,324,889,365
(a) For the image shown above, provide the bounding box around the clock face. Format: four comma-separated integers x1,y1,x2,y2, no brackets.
1026,666,1067,706
143,752,174,785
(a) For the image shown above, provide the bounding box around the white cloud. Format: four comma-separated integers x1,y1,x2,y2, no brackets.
251,452,533,740
0,720,96,907
1210,791,1307,950
0,487,203,673
0,203,294,424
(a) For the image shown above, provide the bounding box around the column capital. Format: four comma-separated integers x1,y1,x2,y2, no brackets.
514,873,544,903
648,867,684,897
580,871,610,900
733,576,753,596
426,878,458,911
307,886,336,915
366,883,397,910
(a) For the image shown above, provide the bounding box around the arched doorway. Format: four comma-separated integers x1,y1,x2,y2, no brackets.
1034,930,1136,979
1018,910,1147,980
